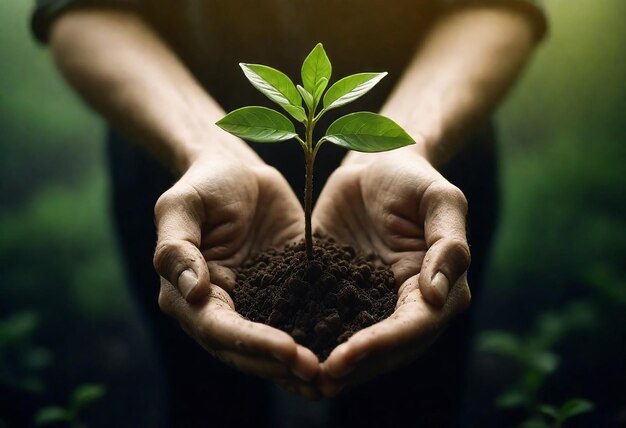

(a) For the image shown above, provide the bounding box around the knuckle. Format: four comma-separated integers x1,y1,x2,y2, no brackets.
153,239,196,282
425,182,468,214
154,183,202,217
152,240,181,274
447,238,471,269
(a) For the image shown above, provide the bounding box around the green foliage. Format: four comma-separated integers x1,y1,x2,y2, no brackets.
301,43,332,95
322,112,415,152
479,303,596,427
0,312,53,393
35,384,106,427
239,63,305,121
322,72,387,111
35,407,71,425
220,43,414,154
215,107,297,143
537,399,594,427
217,43,415,259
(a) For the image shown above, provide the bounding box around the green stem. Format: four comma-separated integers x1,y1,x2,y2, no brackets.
304,149,313,259
303,107,317,260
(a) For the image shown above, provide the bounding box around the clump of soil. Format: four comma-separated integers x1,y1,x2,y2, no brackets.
233,237,396,360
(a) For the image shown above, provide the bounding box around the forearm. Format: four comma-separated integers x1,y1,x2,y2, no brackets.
49,6,261,174
347,4,543,167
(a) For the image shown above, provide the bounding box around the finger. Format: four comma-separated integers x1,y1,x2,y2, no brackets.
418,182,471,306
291,345,320,382
207,262,236,292
196,300,299,365
214,350,292,380
153,183,210,303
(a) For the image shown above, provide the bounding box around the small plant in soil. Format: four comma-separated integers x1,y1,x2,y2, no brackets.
216,43,416,359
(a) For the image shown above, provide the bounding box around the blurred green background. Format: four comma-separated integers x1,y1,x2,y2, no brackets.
0,1,624,426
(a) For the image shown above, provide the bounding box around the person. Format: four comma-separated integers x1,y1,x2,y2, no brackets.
33,0,546,426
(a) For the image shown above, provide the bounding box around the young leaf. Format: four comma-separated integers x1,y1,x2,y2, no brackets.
518,418,551,428
71,384,106,410
321,112,415,152
495,389,527,408
478,331,522,357
301,43,332,95
559,399,594,419
538,404,560,420
216,106,297,143
323,72,387,111
314,77,328,104
282,104,307,123
529,351,560,374
34,406,71,425
239,63,302,118
297,85,315,111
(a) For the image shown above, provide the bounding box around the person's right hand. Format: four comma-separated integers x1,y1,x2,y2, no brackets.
153,153,320,398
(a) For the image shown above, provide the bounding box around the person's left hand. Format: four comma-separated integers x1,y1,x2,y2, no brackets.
312,149,472,396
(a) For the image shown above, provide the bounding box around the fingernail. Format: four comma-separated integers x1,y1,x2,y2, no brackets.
431,272,449,303
178,269,198,299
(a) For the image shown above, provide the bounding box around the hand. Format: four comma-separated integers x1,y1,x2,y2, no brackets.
153,154,320,397
312,149,471,396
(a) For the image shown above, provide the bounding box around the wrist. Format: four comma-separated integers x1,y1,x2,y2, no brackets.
173,131,264,175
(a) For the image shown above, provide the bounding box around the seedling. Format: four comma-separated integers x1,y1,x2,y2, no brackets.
217,43,416,259
35,384,106,427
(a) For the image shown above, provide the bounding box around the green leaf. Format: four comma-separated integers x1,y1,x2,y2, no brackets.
216,107,297,143
323,72,387,111
301,43,332,95
529,351,560,374
0,311,38,343
297,85,315,111
478,330,522,357
495,389,527,408
322,112,415,152
34,406,71,425
314,78,328,104
239,63,301,111
282,104,307,123
519,418,551,428
559,399,594,419
538,404,560,420
71,384,106,410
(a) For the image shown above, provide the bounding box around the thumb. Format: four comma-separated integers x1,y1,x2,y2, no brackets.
153,184,210,303
418,183,471,306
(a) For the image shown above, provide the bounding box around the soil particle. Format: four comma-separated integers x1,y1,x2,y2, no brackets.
233,237,396,360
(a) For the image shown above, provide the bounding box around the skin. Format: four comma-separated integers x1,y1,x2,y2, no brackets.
49,3,541,399
313,5,539,395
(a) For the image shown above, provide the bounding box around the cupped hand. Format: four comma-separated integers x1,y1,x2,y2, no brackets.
312,149,472,396
153,154,320,397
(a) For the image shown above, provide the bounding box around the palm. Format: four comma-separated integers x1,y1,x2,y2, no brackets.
312,152,471,395
155,158,319,395
191,162,305,268
313,155,432,286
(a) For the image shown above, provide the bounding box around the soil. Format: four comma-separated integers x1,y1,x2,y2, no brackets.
233,237,396,360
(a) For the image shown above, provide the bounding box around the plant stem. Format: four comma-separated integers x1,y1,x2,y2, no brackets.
303,108,315,260
304,149,313,259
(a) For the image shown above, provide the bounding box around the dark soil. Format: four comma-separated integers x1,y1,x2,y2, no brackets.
233,237,396,360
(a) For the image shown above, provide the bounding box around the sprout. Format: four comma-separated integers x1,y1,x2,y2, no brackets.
217,43,415,259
